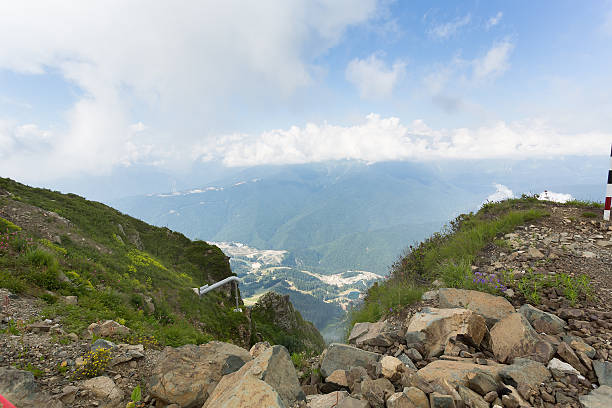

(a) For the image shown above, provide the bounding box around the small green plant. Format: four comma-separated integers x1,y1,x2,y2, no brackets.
517,270,543,304
77,347,112,378
582,211,597,219
0,217,21,232
16,362,43,378
126,385,143,408
1,319,24,335
56,361,69,374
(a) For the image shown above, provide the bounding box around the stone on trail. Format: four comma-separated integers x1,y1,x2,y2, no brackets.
466,371,498,396
87,319,130,338
148,341,252,407
519,303,566,335
381,355,404,379
429,392,456,408
417,359,503,388
0,367,63,408
387,391,416,408
579,385,612,408
361,377,394,408
438,288,515,327
405,307,487,358
557,341,588,375
489,313,541,363
320,343,382,377
403,386,429,408
498,358,551,389
457,385,489,408
82,376,124,406
204,345,304,408
547,357,580,376
593,360,612,387
307,391,348,408
348,320,394,346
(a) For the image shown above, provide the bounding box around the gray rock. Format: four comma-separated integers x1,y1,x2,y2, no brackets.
438,288,515,327
0,367,62,407
593,360,612,387
337,396,370,408
320,343,382,377
499,358,551,389
149,341,251,407
579,385,612,408
404,386,430,408
398,353,417,370
90,338,116,352
406,348,423,361
467,372,498,395
429,392,456,408
361,378,394,408
519,304,566,335
82,376,124,406
204,345,304,408
307,391,348,408
457,385,489,408
348,321,394,346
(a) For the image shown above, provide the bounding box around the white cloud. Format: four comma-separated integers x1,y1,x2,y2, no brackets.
0,0,379,181
485,184,515,203
473,40,514,81
429,14,471,39
538,191,573,203
486,12,503,29
209,114,612,167
345,54,406,99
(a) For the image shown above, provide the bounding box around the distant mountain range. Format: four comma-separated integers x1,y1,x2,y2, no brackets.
110,157,606,339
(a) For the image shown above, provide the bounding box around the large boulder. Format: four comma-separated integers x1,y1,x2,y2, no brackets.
519,304,566,335
361,378,394,408
204,345,304,408
82,376,124,407
320,343,382,377
148,341,251,407
405,308,487,358
348,321,394,346
489,313,541,363
87,320,130,338
593,360,612,387
438,288,514,327
202,373,285,408
0,367,63,408
579,385,612,408
417,359,503,388
498,358,551,389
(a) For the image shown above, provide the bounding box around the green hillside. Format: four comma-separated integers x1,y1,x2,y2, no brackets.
0,177,322,353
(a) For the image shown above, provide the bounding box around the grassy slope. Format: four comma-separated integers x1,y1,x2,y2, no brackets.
0,177,322,352
349,196,602,327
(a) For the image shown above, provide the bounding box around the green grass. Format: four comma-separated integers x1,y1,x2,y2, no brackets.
350,198,549,327
0,177,323,353
515,269,592,306
348,280,423,326
582,211,598,218
0,217,21,232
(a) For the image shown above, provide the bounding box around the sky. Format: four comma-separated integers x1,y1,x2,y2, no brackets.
1,0,612,186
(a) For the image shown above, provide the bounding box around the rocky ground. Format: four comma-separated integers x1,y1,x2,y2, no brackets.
1,203,611,408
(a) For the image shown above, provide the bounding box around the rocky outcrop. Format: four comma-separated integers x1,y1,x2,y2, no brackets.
204,345,304,408
0,367,62,408
438,288,515,327
251,291,326,354
519,304,566,335
320,343,382,377
87,320,130,338
405,308,487,358
81,376,124,407
489,313,541,363
148,341,251,407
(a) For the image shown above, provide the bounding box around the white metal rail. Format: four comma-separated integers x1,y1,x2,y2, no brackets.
193,276,242,311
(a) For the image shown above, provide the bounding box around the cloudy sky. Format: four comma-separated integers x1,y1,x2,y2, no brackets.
1,0,611,184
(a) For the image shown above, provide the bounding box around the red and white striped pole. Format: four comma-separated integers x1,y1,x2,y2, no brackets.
605,144,612,221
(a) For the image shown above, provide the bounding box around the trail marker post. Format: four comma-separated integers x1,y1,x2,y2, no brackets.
606,145,612,221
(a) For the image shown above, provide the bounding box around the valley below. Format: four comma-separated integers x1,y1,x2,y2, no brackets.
213,241,382,341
